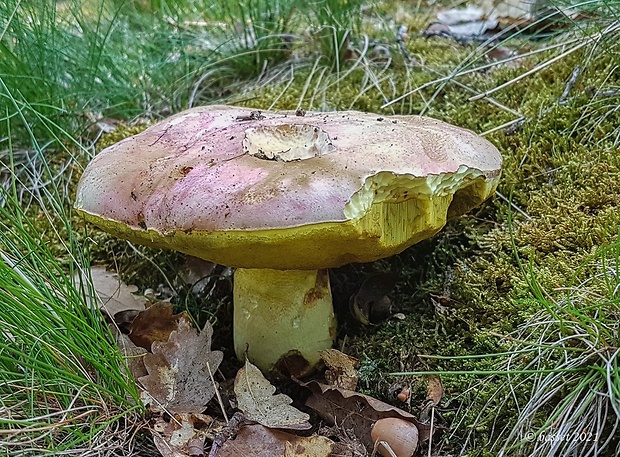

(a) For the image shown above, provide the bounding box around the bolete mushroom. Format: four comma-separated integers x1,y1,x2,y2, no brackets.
75,105,502,376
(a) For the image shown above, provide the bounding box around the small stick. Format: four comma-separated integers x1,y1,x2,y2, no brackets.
469,37,595,101
206,362,228,424
427,406,435,457
235,111,265,121
396,25,414,65
559,66,581,105
372,440,398,457
481,117,525,137
208,412,246,457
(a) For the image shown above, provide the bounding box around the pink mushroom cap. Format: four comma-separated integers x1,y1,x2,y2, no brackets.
75,105,502,269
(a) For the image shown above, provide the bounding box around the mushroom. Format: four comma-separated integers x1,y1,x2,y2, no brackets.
75,105,502,376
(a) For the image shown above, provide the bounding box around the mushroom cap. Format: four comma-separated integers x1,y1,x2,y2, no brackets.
75,105,502,269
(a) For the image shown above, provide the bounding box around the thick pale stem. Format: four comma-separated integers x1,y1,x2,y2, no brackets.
233,268,336,376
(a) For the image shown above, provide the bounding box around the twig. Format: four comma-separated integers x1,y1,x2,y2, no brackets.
208,412,246,457
427,406,435,457
396,25,414,65
559,66,581,105
481,117,526,137
382,36,586,108
206,362,229,424
469,34,598,101
587,87,620,99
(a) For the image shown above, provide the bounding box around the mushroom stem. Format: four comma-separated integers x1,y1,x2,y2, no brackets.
233,268,336,376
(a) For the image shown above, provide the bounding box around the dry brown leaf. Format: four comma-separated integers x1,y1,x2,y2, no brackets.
302,380,432,453
319,349,359,391
218,424,335,457
234,360,311,430
115,332,148,380
113,309,141,331
139,316,223,414
152,412,216,457
349,272,397,325
87,266,146,316
426,375,444,405
129,303,186,350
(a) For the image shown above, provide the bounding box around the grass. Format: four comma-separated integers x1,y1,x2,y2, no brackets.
1,0,620,454
0,108,142,453
391,229,620,456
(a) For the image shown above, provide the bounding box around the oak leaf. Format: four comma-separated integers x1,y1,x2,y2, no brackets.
234,360,310,430
139,317,223,413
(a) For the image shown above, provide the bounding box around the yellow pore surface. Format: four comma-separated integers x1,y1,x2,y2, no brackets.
79,176,497,270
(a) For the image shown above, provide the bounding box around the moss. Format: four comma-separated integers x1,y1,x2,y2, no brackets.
97,124,149,150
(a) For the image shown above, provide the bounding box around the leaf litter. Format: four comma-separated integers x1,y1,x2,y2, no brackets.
86,265,147,317
319,349,359,391
423,0,595,44
302,380,433,453
234,360,311,430
139,316,223,414
128,302,185,350
95,269,439,456
217,425,339,457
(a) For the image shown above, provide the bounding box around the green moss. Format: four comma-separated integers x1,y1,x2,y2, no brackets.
235,41,620,447
97,124,149,150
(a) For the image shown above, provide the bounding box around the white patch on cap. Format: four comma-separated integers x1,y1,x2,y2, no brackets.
243,124,335,162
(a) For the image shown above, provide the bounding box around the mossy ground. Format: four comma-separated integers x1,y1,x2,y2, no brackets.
237,14,619,453
9,2,619,454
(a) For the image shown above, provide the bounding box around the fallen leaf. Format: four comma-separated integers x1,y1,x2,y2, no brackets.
139,317,223,413
218,424,337,457
86,266,146,317
128,303,185,350
302,381,432,453
349,272,397,325
113,309,142,332
422,18,500,43
115,332,148,380
431,0,591,45
437,5,486,24
479,0,575,21
234,360,311,430
426,375,444,405
152,412,216,457
319,349,359,391
447,18,500,37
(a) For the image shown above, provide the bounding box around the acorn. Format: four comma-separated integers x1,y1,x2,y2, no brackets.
397,386,411,403
371,417,419,457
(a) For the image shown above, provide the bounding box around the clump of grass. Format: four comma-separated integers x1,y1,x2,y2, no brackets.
310,0,366,71
0,90,141,453
185,0,300,105
454,236,620,457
